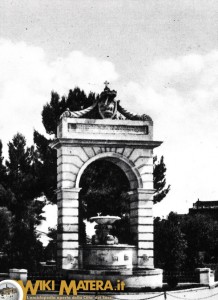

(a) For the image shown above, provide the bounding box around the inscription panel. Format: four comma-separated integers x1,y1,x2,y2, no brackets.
68,123,148,135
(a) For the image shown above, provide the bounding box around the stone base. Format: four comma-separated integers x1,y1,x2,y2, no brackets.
66,268,163,290
82,244,137,271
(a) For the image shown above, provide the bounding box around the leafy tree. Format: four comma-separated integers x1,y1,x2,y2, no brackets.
33,131,57,203
0,207,12,271
154,211,218,272
80,160,130,218
180,214,218,269
0,207,11,250
153,156,170,204
79,160,131,244
154,212,187,271
44,227,57,262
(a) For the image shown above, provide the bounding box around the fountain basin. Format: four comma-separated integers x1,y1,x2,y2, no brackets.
82,244,136,272
90,215,121,225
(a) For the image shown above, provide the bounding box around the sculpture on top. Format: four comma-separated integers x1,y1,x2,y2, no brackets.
60,81,152,122
98,81,118,119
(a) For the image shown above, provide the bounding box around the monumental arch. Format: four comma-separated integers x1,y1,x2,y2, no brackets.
51,84,162,272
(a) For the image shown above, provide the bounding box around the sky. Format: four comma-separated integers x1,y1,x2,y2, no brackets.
1,0,218,236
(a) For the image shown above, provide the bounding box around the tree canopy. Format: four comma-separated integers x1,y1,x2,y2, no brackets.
154,212,218,271
153,156,170,204
0,134,45,270
42,89,96,135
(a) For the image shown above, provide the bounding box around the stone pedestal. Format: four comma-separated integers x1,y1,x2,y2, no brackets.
196,268,215,286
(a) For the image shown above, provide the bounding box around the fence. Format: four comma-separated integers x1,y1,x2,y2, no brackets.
28,271,65,281
163,271,199,283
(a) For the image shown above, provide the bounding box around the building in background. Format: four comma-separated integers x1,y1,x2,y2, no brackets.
189,199,218,221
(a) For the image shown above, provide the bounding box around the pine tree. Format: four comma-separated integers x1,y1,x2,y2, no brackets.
42,89,96,135
0,140,14,208
5,133,45,269
0,140,7,184
34,88,98,204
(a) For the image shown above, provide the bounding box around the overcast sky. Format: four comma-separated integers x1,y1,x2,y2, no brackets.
1,0,218,233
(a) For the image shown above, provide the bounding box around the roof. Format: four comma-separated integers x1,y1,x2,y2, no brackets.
192,200,218,208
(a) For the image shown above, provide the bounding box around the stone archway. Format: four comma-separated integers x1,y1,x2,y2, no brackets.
52,134,159,270
75,152,142,190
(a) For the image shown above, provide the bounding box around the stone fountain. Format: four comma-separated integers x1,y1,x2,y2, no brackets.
82,214,136,273
90,214,120,245
51,84,163,290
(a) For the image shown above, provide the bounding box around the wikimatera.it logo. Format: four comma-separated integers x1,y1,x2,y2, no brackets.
16,280,125,300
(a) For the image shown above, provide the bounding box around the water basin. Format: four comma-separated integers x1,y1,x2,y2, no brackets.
90,215,121,225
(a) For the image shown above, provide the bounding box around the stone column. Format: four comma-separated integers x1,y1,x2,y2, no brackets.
57,188,81,270
130,188,154,268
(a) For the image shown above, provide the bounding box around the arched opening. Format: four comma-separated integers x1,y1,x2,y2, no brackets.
78,157,138,246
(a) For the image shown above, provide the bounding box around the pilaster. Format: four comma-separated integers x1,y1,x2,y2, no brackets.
129,188,155,268
57,188,81,270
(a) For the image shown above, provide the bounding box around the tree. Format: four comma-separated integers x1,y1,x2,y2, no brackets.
34,88,97,205
42,89,96,135
6,134,45,220
153,156,170,204
0,140,7,184
154,211,218,272
154,212,187,271
79,160,131,244
0,207,11,250
0,207,12,271
4,133,45,269
33,131,57,203
44,226,57,262
0,140,15,208
180,214,218,269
